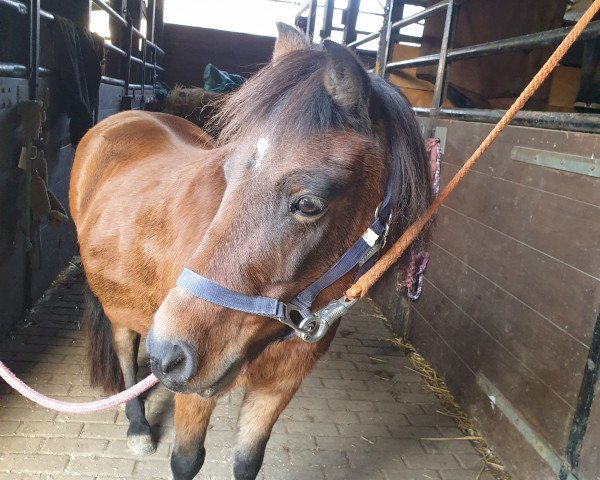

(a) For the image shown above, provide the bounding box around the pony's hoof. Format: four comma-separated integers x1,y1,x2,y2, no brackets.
127,434,156,456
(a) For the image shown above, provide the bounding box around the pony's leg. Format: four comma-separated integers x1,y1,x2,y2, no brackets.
171,393,216,480
112,326,155,455
233,385,298,480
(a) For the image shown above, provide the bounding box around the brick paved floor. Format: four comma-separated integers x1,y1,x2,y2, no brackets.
0,263,494,480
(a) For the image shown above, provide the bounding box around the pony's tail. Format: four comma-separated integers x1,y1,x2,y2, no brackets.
82,286,124,394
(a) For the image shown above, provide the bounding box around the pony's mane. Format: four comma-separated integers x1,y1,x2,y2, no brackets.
215,49,370,143
215,48,432,262
369,75,432,246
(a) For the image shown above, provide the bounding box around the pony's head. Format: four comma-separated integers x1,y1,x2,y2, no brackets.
147,24,431,395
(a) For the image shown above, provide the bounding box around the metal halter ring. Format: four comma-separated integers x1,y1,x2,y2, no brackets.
280,296,358,343
379,210,394,248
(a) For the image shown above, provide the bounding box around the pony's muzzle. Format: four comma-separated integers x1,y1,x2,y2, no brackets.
147,327,197,391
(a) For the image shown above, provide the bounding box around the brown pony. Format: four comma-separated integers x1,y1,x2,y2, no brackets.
70,24,431,480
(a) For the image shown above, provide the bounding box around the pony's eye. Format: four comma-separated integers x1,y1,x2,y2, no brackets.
291,196,327,216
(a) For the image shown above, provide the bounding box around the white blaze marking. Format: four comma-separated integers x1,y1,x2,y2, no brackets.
255,137,270,170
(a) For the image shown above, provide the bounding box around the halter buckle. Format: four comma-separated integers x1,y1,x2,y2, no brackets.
359,209,392,267
281,296,357,343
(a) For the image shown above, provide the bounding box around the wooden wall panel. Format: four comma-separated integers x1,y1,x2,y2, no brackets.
440,162,600,280
426,238,588,407
414,270,575,452
440,122,599,207
408,306,559,479
372,118,600,478
433,206,598,354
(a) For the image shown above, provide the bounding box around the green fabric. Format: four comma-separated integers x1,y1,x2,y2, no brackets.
203,64,245,93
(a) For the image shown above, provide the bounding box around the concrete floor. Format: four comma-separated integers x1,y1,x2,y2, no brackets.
0,264,494,480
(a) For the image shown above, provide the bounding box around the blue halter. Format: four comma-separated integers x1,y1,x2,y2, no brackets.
176,179,393,343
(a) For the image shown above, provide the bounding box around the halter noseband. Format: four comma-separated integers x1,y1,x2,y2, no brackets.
175,178,393,343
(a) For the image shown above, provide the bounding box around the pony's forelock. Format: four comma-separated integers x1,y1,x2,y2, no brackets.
216,48,432,264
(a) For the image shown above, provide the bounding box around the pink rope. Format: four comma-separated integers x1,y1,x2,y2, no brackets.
0,360,158,414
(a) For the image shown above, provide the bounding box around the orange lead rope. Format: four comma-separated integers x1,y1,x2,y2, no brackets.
346,0,600,301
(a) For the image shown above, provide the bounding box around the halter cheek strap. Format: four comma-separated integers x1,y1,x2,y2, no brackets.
175,179,393,343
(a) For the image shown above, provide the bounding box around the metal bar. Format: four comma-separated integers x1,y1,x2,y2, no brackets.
101,76,145,90
28,0,39,100
101,75,125,86
140,37,146,106
0,63,51,76
147,0,156,43
344,28,381,48
348,0,447,48
295,0,310,28
128,55,163,72
413,107,600,134
0,0,27,14
347,25,379,48
92,0,126,27
376,0,404,77
296,0,309,16
0,0,53,20
427,0,457,137
0,1,165,60
388,33,421,44
387,0,406,52
387,20,600,71
338,28,420,45
103,41,127,58
390,0,448,31
102,43,162,70
306,0,317,40
140,34,164,56
332,25,397,36
154,0,164,47
375,0,393,76
562,309,600,474
320,0,335,40
24,0,40,312
90,0,164,55
121,14,133,110
0,2,164,70
342,0,360,45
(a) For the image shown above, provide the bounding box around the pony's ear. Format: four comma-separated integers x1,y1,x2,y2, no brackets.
273,22,310,60
322,39,371,115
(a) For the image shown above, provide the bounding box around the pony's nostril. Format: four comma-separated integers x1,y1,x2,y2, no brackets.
161,344,186,375
148,337,197,387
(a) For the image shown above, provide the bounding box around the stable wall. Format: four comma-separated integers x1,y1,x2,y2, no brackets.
0,77,76,335
160,23,376,88
161,24,275,87
0,77,149,336
372,119,600,479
